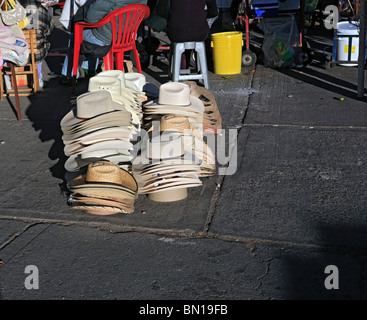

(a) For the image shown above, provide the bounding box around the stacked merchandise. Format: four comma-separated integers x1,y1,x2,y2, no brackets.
132,128,203,202
143,82,204,131
88,70,144,128
62,71,146,174
132,82,218,202
61,75,222,211
182,81,222,134
61,89,135,174
68,160,138,215
60,71,148,215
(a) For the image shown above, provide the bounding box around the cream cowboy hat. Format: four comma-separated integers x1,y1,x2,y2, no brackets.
60,90,131,130
132,131,199,171
182,81,222,133
124,72,146,93
64,138,133,156
65,149,133,172
159,115,216,176
143,82,204,115
88,71,141,107
62,125,137,143
88,75,142,126
62,127,132,145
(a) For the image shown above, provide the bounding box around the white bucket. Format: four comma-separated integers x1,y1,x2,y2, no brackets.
336,21,360,66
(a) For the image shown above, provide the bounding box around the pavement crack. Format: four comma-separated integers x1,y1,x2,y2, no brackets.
0,222,40,251
250,247,280,299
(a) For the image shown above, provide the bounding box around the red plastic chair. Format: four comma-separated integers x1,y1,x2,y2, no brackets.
72,4,150,90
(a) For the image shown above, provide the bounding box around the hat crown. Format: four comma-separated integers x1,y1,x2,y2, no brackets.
160,115,191,133
85,161,137,192
88,77,122,97
158,82,191,106
76,90,114,119
144,132,185,160
125,72,146,92
96,70,127,87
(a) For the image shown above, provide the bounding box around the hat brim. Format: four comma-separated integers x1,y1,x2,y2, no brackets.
71,195,135,211
61,101,128,128
71,204,133,215
62,125,137,142
63,127,132,144
61,111,132,133
138,178,202,194
144,95,204,114
65,139,133,156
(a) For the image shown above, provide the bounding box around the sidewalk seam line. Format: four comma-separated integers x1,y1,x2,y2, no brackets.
242,123,367,130
1,215,366,255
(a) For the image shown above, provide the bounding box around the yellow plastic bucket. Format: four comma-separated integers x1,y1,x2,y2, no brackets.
211,31,243,75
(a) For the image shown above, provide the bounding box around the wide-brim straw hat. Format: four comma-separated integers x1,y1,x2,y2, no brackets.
65,147,133,172
88,71,141,107
159,115,216,176
143,82,204,115
62,122,137,142
132,131,199,171
61,90,131,129
64,139,133,156
64,138,132,156
138,176,202,195
69,194,135,215
62,126,132,145
68,161,138,199
124,72,146,93
88,72,142,125
182,81,222,133
133,164,200,181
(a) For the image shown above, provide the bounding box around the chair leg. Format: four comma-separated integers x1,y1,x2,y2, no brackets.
195,42,209,89
172,43,184,83
9,63,21,121
115,52,124,71
133,48,142,73
103,52,114,71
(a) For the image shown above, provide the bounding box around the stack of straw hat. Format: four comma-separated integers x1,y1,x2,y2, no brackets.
159,114,216,177
143,82,204,131
68,161,138,215
132,129,202,202
182,81,222,134
88,70,145,125
61,89,136,173
61,71,148,174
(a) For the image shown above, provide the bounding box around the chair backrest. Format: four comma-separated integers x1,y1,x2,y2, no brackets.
99,4,150,50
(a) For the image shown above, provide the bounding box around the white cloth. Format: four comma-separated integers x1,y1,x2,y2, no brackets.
59,0,87,29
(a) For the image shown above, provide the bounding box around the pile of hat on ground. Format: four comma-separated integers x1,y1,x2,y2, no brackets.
60,75,222,214
132,81,220,203
61,70,146,215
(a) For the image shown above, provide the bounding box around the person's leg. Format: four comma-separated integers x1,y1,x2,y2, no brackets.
61,30,104,80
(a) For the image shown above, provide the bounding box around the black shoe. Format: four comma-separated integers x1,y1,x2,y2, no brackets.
58,75,74,86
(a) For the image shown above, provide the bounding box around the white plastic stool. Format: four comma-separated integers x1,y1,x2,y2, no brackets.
170,41,210,89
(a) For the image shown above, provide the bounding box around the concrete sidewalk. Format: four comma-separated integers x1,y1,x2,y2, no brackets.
1,16,367,301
